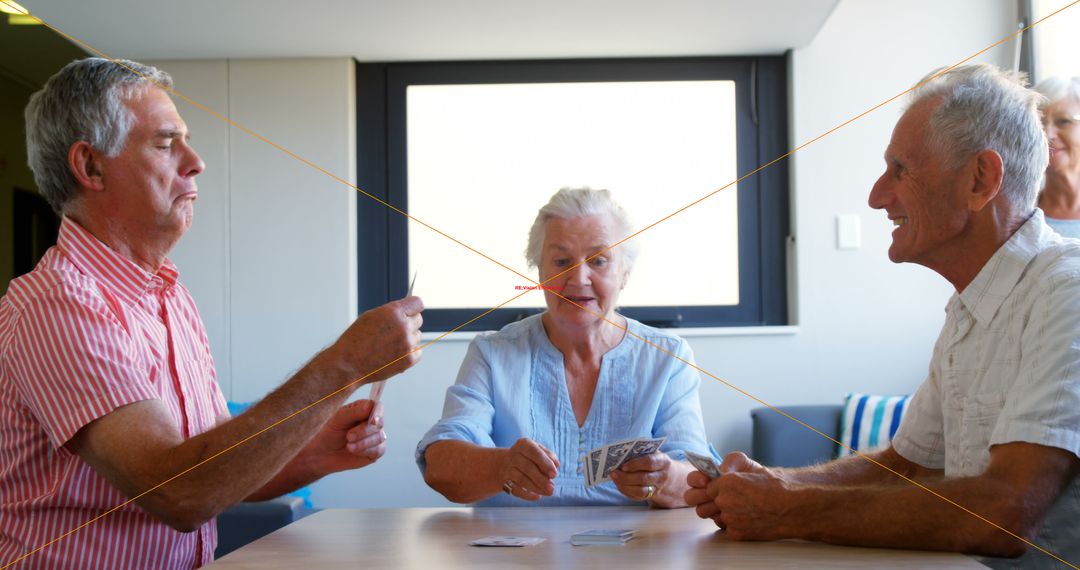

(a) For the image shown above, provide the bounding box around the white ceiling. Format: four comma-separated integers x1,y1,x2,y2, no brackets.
20,0,838,62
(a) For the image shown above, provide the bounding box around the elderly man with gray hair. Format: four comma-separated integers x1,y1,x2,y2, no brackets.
686,64,1080,568
0,58,424,568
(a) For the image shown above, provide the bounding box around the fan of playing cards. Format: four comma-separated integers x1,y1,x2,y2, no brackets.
580,436,666,488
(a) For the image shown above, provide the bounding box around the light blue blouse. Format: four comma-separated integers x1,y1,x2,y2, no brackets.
415,314,717,507
1046,216,1080,239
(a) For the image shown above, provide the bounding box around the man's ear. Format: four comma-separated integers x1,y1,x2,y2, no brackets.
68,141,105,192
968,149,1004,212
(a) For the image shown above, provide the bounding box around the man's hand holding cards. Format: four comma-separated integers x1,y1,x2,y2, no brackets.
686,450,722,479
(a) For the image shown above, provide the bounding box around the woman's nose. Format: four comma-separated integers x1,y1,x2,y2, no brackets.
566,262,590,285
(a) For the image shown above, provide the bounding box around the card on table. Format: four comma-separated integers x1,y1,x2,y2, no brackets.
469,536,546,547
570,528,635,546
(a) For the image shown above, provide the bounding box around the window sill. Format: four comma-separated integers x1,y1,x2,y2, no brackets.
420,325,799,342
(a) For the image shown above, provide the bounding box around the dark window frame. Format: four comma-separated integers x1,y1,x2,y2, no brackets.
356,56,790,331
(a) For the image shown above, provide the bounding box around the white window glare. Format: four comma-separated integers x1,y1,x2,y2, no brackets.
406,81,741,310
1033,0,1080,81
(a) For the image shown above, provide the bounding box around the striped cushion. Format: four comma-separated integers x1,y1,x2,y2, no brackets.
837,393,911,458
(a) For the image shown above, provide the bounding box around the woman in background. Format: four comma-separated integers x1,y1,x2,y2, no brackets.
416,188,715,507
1035,76,1080,238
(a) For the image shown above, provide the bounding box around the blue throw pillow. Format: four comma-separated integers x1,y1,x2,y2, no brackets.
227,401,313,508
837,393,911,458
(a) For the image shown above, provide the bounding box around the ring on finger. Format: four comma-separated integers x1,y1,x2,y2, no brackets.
502,480,516,495
642,484,656,500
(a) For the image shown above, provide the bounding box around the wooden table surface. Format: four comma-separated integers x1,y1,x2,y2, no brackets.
210,507,987,569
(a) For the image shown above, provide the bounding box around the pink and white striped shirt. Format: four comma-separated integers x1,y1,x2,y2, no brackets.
0,218,228,569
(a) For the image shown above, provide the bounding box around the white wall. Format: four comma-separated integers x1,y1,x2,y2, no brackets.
153,0,1018,509
690,0,1016,458
150,58,358,404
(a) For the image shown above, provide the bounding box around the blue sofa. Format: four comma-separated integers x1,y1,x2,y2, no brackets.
215,496,309,558
214,402,315,559
750,404,843,468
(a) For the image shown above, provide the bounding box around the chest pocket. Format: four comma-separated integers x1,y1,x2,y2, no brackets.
162,357,219,435
957,391,1006,476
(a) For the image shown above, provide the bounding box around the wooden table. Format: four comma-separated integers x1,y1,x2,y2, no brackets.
210,507,986,569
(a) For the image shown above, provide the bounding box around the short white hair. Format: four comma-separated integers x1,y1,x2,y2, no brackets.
908,63,1048,212
25,57,173,214
525,187,639,272
1033,76,1080,107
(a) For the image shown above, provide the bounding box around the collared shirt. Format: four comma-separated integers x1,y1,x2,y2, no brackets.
416,314,716,506
893,210,1080,569
0,218,227,569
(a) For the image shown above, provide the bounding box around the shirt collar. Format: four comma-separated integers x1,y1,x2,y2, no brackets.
56,217,180,305
957,209,1052,326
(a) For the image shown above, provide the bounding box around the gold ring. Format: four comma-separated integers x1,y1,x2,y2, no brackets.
502,480,516,494
642,485,656,501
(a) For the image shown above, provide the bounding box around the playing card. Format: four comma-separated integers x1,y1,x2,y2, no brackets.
597,439,638,483
368,380,385,402
625,437,666,460
588,447,605,484
686,450,722,479
584,436,668,487
469,536,545,547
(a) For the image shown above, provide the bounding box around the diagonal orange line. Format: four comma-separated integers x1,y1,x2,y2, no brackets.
536,293,1078,568
2,0,541,292
0,289,536,570
542,0,1080,286
3,0,1078,568
522,7,1080,568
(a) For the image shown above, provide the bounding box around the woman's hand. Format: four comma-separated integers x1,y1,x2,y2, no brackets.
611,452,693,508
498,438,560,500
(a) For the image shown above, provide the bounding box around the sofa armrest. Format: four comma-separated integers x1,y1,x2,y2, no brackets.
750,405,843,468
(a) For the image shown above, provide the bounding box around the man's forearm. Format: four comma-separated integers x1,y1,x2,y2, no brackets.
244,442,327,502
244,467,319,503
783,476,1028,557
775,447,932,487
133,355,356,529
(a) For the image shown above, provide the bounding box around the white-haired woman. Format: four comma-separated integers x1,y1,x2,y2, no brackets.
1035,76,1080,238
417,188,715,507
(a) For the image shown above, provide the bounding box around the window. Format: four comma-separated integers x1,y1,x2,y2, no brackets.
1030,0,1080,81
357,58,789,331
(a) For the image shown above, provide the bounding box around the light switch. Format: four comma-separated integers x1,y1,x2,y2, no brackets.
836,215,861,250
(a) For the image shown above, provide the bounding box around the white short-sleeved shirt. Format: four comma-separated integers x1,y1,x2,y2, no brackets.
892,210,1080,569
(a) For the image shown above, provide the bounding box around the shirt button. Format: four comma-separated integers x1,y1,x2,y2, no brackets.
577,466,583,474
